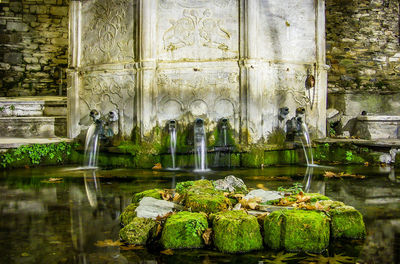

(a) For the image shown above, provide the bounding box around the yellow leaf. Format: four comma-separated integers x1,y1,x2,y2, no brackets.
160,249,174,255
202,228,212,245
152,163,162,170
323,171,337,178
120,244,144,250
95,239,123,247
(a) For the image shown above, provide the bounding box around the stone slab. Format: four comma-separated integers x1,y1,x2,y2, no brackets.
0,137,73,152
0,116,66,138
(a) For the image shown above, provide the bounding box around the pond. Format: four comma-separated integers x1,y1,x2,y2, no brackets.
0,165,399,263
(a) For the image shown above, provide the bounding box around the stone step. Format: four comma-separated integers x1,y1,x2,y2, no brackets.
0,137,73,152
0,96,67,117
0,116,67,138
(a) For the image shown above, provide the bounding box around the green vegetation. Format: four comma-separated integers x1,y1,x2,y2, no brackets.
161,211,208,249
119,217,157,245
212,210,263,253
329,206,366,239
131,189,162,203
183,180,231,213
264,210,330,253
278,182,304,195
267,127,286,147
0,142,77,168
120,203,138,226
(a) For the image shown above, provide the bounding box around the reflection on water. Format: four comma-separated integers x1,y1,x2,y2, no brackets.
0,166,400,263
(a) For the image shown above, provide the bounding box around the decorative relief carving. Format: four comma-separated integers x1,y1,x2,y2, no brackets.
81,0,134,65
80,73,135,136
163,9,231,51
159,0,231,9
275,71,313,108
157,70,239,118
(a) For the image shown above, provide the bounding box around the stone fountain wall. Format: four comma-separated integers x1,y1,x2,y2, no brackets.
68,0,327,143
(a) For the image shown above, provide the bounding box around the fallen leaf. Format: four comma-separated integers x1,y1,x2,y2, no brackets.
155,212,174,222
202,228,212,245
120,244,144,250
364,162,369,166
160,249,174,255
155,224,163,236
233,194,244,200
323,171,337,178
152,163,162,170
21,252,30,257
296,194,311,203
161,190,172,201
256,183,268,190
315,201,324,211
95,239,123,247
173,193,181,202
248,202,258,210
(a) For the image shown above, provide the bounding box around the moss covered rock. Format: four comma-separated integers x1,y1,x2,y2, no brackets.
120,203,138,226
161,211,208,249
119,217,157,245
264,210,330,253
330,206,366,239
184,180,231,213
305,193,331,203
132,189,162,203
212,210,263,253
175,181,194,195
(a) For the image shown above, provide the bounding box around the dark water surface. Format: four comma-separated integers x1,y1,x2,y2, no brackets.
1,165,399,263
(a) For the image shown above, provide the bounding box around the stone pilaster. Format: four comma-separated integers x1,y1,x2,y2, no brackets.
137,0,157,139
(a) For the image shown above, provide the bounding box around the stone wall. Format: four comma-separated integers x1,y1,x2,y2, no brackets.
326,0,400,118
0,0,69,97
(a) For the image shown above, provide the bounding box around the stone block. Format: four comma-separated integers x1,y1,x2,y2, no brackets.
161,211,208,249
7,21,29,32
131,189,162,203
44,0,57,4
264,210,330,253
119,217,156,245
30,5,48,14
212,210,263,253
51,37,68,46
23,56,39,64
50,6,68,16
23,14,37,23
330,206,366,239
0,63,11,70
3,52,22,64
26,64,41,71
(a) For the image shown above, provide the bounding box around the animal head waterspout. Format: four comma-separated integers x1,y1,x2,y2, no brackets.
279,107,289,121
108,111,118,122
168,120,176,130
89,109,101,122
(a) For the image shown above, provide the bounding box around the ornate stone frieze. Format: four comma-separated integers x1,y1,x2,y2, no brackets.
81,0,134,66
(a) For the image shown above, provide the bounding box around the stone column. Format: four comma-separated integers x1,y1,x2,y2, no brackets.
67,0,81,139
239,0,262,143
315,0,327,137
137,0,157,140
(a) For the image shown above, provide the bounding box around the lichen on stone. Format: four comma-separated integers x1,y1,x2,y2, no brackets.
119,217,157,245
212,210,263,253
161,211,208,249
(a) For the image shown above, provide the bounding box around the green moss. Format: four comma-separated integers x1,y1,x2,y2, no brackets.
120,203,138,226
132,189,162,203
264,210,330,253
263,210,285,250
212,210,263,253
161,211,208,249
241,147,264,168
184,180,231,213
304,193,331,203
267,127,286,147
119,217,157,245
175,181,194,194
329,206,366,239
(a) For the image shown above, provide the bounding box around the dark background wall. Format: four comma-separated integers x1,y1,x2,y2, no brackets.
0,0,69,97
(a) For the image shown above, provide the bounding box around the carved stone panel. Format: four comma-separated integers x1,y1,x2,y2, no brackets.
258,0,316,62
156,67,239,123
157,0,239,61
79,72,136,138
81,0,135,66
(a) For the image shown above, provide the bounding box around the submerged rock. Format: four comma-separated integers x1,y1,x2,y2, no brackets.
243,189,283,203
119,217,157,245
161,211,208,249
212,210,263,253
330,205,366,239
184,180,231,213
131,189,163,203
213,175,248,194
135,197,183,219
264,210,330,253
120,203,138,226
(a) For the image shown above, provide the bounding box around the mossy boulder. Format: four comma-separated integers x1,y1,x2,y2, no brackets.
212,210,263,253
329,206,366,239
119,217,157,245
175,181,194,195
132,189,162,203
184,180,231,213
305,193,331,202
264,210,330,253
120,203,138,226
161,211,208,249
